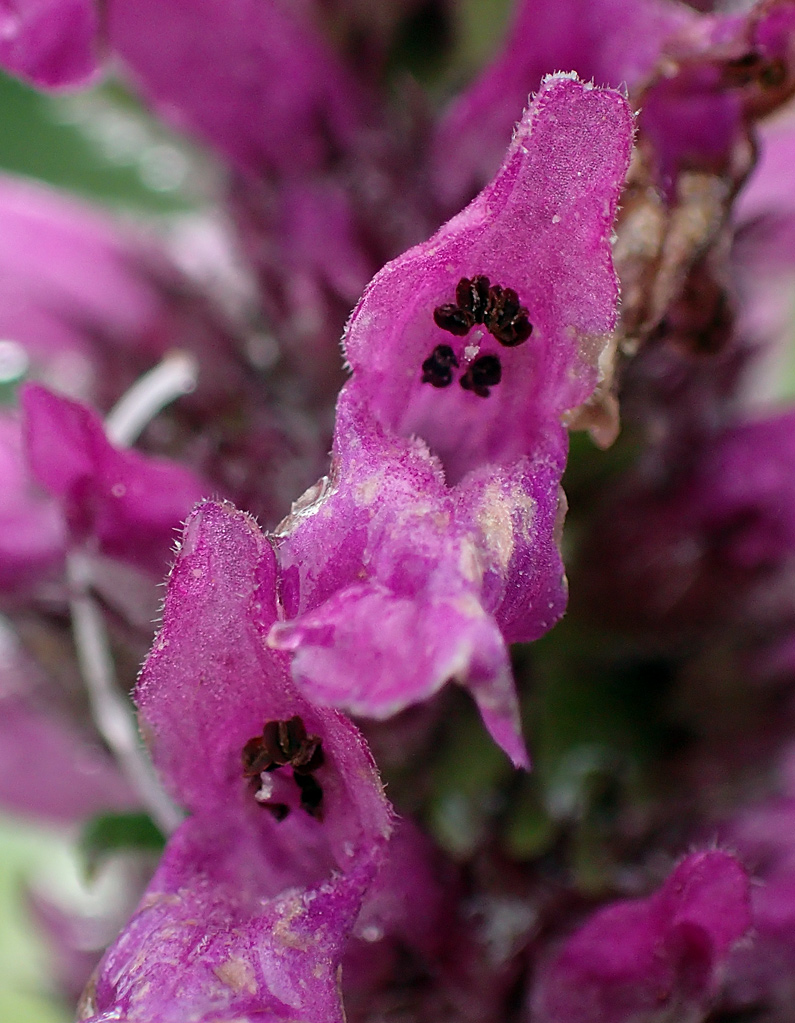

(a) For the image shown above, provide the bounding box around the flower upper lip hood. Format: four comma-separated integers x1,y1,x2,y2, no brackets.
268,74,633,768
79,500,393,1022
344,73,633,485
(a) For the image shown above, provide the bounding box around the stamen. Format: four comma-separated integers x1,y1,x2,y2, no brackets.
433,276,532,347
241,716,325,819
456,275,490,323
485,285,533,347
460,354,502,398
433,304,473,336
422,344,459,388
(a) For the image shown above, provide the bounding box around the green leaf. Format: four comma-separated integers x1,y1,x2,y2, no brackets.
0,70,203,212
80,811,165,874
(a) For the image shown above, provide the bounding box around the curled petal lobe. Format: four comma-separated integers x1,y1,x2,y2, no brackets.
270,395,530,767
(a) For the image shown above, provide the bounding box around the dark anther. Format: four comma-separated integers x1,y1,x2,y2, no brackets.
433,276,532,347
456,275,491,322
485,285,533,347
433,303,474,336
295,773,324,820
421,344,459,387
724,52,787,90
460,354,502,397
242,735,272,778
241,715,325,819
242,715,322,775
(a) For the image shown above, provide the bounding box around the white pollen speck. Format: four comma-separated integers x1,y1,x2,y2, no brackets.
464,331,483,363
551,214,561,224
255,774,275,802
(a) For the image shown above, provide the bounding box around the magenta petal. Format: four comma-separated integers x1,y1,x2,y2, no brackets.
454,444,569,645
0,175,172,379
136,500,392,847
80,816,379,1023
22,384,208,574
532,851,752,1023
343,74,632,484
0,696,137,822
270,394,530,766
270,581,526,768
0,0,99,88
81,501,392,1020
0,627,137,822
270,76,630,765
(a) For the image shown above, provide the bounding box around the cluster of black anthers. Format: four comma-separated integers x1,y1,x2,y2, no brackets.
423,276,533,397
242,715,324,821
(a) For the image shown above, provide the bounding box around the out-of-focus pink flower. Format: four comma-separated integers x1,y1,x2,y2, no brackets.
531,850,752,1023
22,384,209,577
431,0,695,208
0,627,137,822
578,408,795,672
433,0,795,209
0,411,65,591
0,0,98,87
718,749,795,1018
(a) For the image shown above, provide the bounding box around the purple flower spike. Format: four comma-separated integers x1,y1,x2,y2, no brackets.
22,384,208,575
79,501,392,1022
344,73,632,484
0,0,99,88
532,850,752,1023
